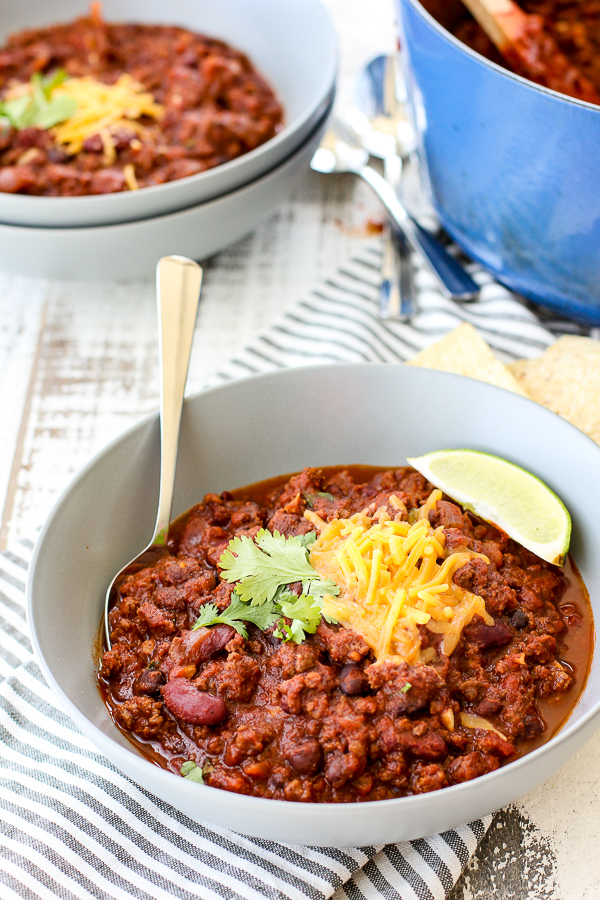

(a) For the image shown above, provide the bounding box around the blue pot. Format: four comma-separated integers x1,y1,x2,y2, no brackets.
398,0,600,324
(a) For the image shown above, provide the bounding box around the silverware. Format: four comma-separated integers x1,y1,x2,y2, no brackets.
311,130,479,301
104,256,203,648
353,54,415,319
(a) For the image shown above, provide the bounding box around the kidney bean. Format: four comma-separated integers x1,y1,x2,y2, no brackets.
182,624,235,665
162,678,227,725
0,165,36,193
339,664,370,696
462,620,513,650
90,167,126,194
46,147,71,163
82,133,103,153
284,738,323,775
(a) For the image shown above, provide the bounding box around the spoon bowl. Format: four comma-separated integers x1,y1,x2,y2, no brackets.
310,140,368,174
352,54,416,159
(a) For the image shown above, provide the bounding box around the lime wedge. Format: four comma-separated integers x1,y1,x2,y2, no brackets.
406,449,571,566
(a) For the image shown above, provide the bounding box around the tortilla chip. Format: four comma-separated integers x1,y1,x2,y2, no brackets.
408,323,530,397
509,336,600,445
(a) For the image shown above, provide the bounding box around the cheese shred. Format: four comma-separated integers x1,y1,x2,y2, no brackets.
51,74,163,156
309,491,493,664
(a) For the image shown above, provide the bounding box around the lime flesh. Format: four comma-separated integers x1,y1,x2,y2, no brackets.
406,450,571,566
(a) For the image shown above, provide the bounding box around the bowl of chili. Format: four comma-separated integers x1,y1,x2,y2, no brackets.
398,0,600,325
27,364,600,846
0,0,337,227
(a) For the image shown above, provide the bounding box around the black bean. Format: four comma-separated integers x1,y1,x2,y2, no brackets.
510,609,529,630
134,668,166,695
339,664,370,696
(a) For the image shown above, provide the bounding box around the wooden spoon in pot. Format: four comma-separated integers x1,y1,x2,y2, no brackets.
461,0,600,103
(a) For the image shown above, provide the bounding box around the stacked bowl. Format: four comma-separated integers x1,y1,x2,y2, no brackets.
0,0,337,280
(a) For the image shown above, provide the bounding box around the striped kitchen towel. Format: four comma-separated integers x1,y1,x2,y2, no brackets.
206,242,592,390
0,247,593,900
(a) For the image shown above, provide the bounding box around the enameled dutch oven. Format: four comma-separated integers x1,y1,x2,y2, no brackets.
397,0,600,324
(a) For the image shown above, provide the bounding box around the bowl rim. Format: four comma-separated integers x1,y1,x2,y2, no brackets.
0,0,338,215
403,0,600,112
26,362,600,822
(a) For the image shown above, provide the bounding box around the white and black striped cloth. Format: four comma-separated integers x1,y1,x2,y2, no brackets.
1,247,593,900
206,243,592,389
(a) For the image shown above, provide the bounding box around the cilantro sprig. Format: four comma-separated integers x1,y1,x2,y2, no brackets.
0,70,77,132
193,529,339,644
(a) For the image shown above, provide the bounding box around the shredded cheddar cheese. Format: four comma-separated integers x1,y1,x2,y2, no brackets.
51,74,163,156
309,490,493,664
123,163,139,191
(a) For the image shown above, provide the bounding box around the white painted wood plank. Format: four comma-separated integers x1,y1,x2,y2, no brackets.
0,276,47,542
516,737,600,900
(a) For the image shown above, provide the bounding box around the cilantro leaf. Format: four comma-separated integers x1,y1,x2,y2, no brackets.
34,95,78,129
193,596,280,639
180,760,205,783
1,95,30,128
0,69,77,131
219,528,339,606
38,70,68,98
275,593,323,644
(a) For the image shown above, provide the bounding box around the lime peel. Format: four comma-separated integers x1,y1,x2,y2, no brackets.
407,449,571,566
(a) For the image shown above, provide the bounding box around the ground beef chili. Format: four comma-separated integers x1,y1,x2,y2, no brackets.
427,0,600,102
98,466,593,803
0,10,283,196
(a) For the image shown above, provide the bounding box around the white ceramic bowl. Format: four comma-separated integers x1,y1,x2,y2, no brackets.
0,0,337,227
28,365,600,846
0,101,330,280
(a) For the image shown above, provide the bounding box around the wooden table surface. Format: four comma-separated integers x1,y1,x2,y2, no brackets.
1,2,599,898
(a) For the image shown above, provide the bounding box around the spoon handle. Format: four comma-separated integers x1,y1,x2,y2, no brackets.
154,256,203,545
358,164,480,300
